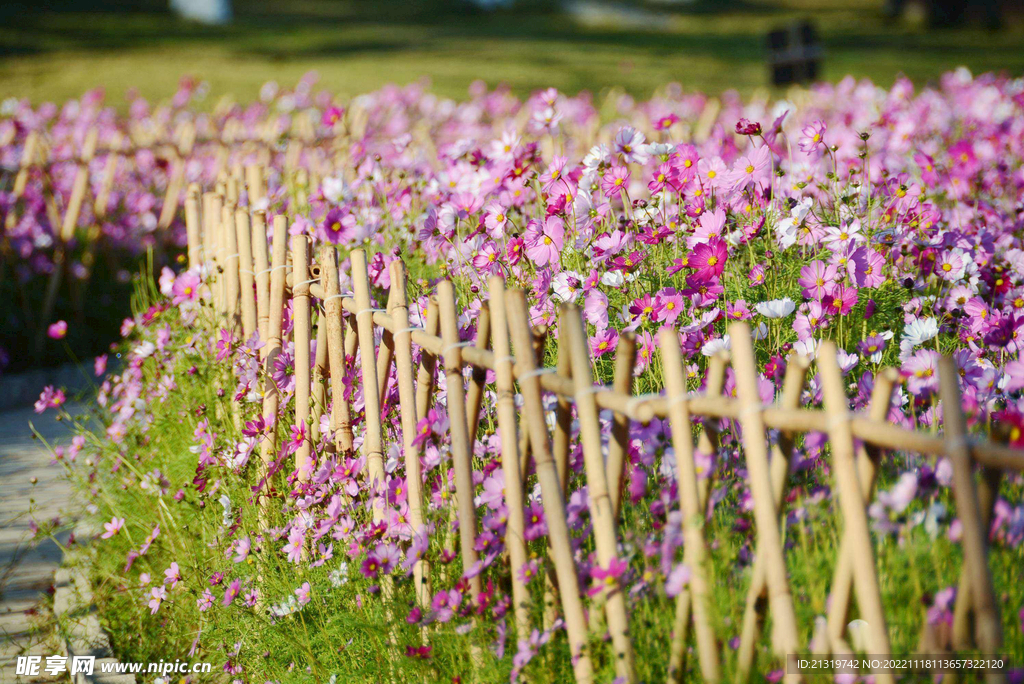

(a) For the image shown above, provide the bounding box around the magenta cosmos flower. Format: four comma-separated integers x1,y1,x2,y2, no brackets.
47,320,68,339
688,237,727,282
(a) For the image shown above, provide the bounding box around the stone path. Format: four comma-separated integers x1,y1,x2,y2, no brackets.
1,403,85,683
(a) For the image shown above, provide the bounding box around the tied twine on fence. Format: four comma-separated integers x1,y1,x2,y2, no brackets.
179,167,1022,684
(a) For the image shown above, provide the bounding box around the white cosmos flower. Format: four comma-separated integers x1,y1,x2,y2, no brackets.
793,338,818,358
753,322,769,340
900,317,939,360
134,341,156,358
600,270,625,288
701,335,731,357
755,298,796,319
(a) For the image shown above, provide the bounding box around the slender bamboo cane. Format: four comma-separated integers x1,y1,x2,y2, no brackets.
552,328,573,492
375,286,397,409
506,290,593,684
414,300,440,423
562,305,637,683
93,137,121,220
464,303,492,446
825,368,899,649
729,323,802,667
60,127,98,242
310,316,329,447
222,201,241,332
351,249,387,515
660,328,721,684
487,276,531,639
252,210,270,342
437,280,484,599
234,209,257,340
607,332,637,519
320,245,354,456
817,341,893,684
184,185,202,269
291,234,313,483
937,357,1004,684
389,261,431,607
735,356,812,683
667,351,728,684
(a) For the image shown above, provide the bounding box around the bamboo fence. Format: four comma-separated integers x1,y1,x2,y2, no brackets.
170,169,1024,684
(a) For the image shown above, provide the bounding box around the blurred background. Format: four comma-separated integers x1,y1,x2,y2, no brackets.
2,0,1023,106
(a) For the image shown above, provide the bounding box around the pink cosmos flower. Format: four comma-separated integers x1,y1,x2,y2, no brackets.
171,272,200,305
799,261,838,300
47,320,68,339
588,557,628,597
34,386,66,414
321,106,344,126
320,207,356,244
223,578,242,606
295,582,311,606
688,238,727,282
101,517,125,539
904,349,941,395
94,354,108,377
823,283,859,316
523,216,564,267
601,166,631,199
590,328,618,358
148,586,167,614
727,144,771,194
164,562,181,587
799,120,827,154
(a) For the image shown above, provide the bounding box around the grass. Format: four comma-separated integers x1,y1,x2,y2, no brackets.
1,0,1023,108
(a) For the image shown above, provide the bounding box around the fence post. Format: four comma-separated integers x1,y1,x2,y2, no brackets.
291,234,313,483
735,355,810,682
60,127,98,242
937,357,1004,684
185,185,202,270
486,276,531,639
437,280,484,600
507,290,594,684
252,209,271,342
563,305,637,684
660,328,721,684
825,368,899,651
320,245,354,456
818,341,893,684
607,332,637,519
234,208,257,340
350,249,387,508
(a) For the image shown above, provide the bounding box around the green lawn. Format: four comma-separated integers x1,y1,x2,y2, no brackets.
1,0,1023,107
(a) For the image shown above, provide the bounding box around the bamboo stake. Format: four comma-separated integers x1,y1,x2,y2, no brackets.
389,261,431,607
320,245,354,456
11,131,38,201
563,305,637,683
607,332,636,519
552,327,573,492
464,303,492,445
938,357,1004,684
60,127,98,241
667,351,728,684
310,316,329,447
729,323,802,669
487,276,531,639
437,280,484,599
506,290,593,684
414,300,440,421
351,250,388,513
257,215,289,516
252,210,271,341
825,368,899,649
234,209,257,339
245,164,265,204
735,356,812,683
221,202,241,332
375,286,397,408
292,235,313,483
93,137,120,220
817,341,893,684
184,185,202,269
660,328,721,683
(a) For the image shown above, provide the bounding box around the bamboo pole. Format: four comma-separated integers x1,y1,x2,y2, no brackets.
552,327,573,492
825,368,899,649
252,210,271,341
729,323,802,670
351,250,388,514
607,332,637,518
234,209,257,340
93,137,120,220
938,357,1004,684
487,276,531,639
660,328,721,683
387,260,431,606
667,351,728,684
60,127,98,241
222,202,241,332
184,185,202,269
255,216,289,524
310,316,329,447
817,341,893,684
291,234,313,483
563,305,637,683
375,285,397,407
735,356,811,682
414,300,440,422
437,280,484,599
464,303,492,446
506,290,593,684
320,245,354,456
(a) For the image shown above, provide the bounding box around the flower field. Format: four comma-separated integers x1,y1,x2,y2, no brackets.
23,70,1024,682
